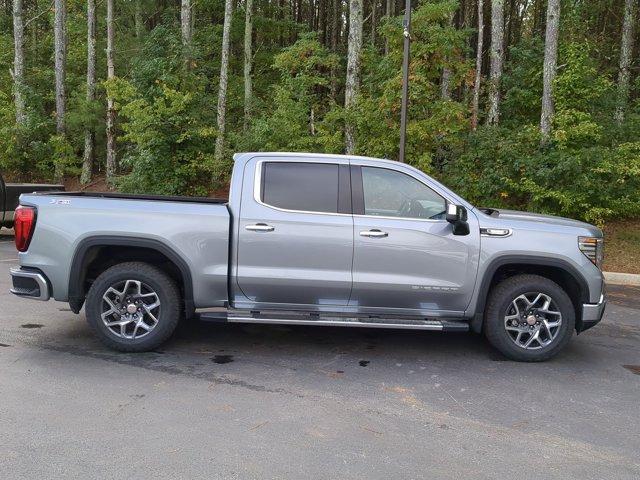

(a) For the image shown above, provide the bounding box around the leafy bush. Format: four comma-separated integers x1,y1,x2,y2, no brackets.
109,79,218,195
444,126,640,225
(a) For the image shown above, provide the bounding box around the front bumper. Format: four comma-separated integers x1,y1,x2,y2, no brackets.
579,293,606,332
9,267,50,301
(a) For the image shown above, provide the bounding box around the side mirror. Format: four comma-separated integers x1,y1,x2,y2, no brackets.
446,203,470,236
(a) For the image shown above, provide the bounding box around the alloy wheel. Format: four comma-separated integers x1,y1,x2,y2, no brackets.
100,279,161,340
503,292,562,350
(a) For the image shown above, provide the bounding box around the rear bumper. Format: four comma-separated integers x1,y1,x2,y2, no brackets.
579,293,606,332
9,267,50,301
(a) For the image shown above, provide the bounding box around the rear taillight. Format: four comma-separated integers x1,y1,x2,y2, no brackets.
14,205,37,252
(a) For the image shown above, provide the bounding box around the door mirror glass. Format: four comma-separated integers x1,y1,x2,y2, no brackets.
446,203,466,223
445,204,469,235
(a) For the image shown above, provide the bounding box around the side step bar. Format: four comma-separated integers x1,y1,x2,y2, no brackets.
197,311,469,332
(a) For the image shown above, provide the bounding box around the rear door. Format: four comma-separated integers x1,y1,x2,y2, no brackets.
349,164,480,315
235,156,354,308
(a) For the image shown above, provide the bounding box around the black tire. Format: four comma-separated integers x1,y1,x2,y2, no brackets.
85,262,181,352
484,274,575,362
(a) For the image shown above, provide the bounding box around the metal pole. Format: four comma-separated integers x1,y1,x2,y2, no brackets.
398,0,411,163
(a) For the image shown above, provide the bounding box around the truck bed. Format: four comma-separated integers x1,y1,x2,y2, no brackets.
18,191,231,308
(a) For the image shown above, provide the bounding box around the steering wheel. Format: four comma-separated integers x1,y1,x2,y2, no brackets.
408,199,426,218
399,199,427,218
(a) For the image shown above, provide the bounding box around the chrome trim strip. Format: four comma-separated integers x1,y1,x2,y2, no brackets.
226,315,445,330
245,224,275,232
9,267,50,301
480,228,513,238
353,214,445,223
581,294,606,322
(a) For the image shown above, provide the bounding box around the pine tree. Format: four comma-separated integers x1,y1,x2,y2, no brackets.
614,0,636,124
81,0,97,184
471,0,484,130
487,0,504,125
540,0,560,144
106,0,117,180
244,0,253,130
214,0,233,165
181,0,192,63
12,0,25,125
54,0,66,136
345,0,363,154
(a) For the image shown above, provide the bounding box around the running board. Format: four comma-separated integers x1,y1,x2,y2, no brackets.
197,311,469,332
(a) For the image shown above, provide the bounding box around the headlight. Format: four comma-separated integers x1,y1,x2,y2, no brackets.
578,236,604,269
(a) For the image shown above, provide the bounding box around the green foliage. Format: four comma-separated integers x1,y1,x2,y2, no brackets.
237,33,340,153
109,79,217,195
442,37,638,225
553,42,614,115
445,125,640,225
354,0,471,171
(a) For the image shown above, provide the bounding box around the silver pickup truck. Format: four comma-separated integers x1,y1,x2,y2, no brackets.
9,152,606,361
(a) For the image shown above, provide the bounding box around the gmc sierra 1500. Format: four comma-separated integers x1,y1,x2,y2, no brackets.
9,152,606,361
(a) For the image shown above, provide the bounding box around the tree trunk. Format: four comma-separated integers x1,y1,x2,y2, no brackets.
330,0,339,100
471,0,484,130
463,0,473,29
135,0,143,39
12,0,26,125
214,0,233,165
384,0,392,55
317,0,326,44
486,0,504,125
344,0,363,154
370,0,376,46
106,0,117,180
54,0,66,136
81,0,97,185
440,12,455,100
181,0,192,62
539,0,560,145
614,0,636,124
244,0,253,130
331,0,339,51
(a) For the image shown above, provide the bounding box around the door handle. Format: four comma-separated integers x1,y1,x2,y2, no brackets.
359,229,388,238
245,223,275,232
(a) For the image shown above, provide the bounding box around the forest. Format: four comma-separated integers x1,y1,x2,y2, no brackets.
1,0,640,225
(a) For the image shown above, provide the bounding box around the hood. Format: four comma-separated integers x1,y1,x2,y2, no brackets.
481,208,603,237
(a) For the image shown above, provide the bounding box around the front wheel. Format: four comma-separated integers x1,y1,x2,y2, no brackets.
484,274,575,362
85,262,181,352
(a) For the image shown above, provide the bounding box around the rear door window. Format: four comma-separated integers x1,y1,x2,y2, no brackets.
261,162,340,214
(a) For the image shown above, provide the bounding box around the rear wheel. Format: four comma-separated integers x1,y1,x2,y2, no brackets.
85,262,181,352
484,274,575,362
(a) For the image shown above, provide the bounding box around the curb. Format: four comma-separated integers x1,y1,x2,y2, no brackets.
604,271,640,286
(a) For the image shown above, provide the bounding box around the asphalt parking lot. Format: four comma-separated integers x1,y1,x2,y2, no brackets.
1,230,639,479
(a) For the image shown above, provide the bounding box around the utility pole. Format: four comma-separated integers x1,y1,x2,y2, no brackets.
398,0,411,163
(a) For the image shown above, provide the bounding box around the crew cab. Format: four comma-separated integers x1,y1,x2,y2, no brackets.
1,172,64,229
9,153,606,361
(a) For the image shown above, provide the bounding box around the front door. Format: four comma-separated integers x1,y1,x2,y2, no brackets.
235,157,354,309
349,165,480,315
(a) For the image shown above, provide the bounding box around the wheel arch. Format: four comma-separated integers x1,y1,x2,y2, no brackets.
68,236,194,318
470,255,590,334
